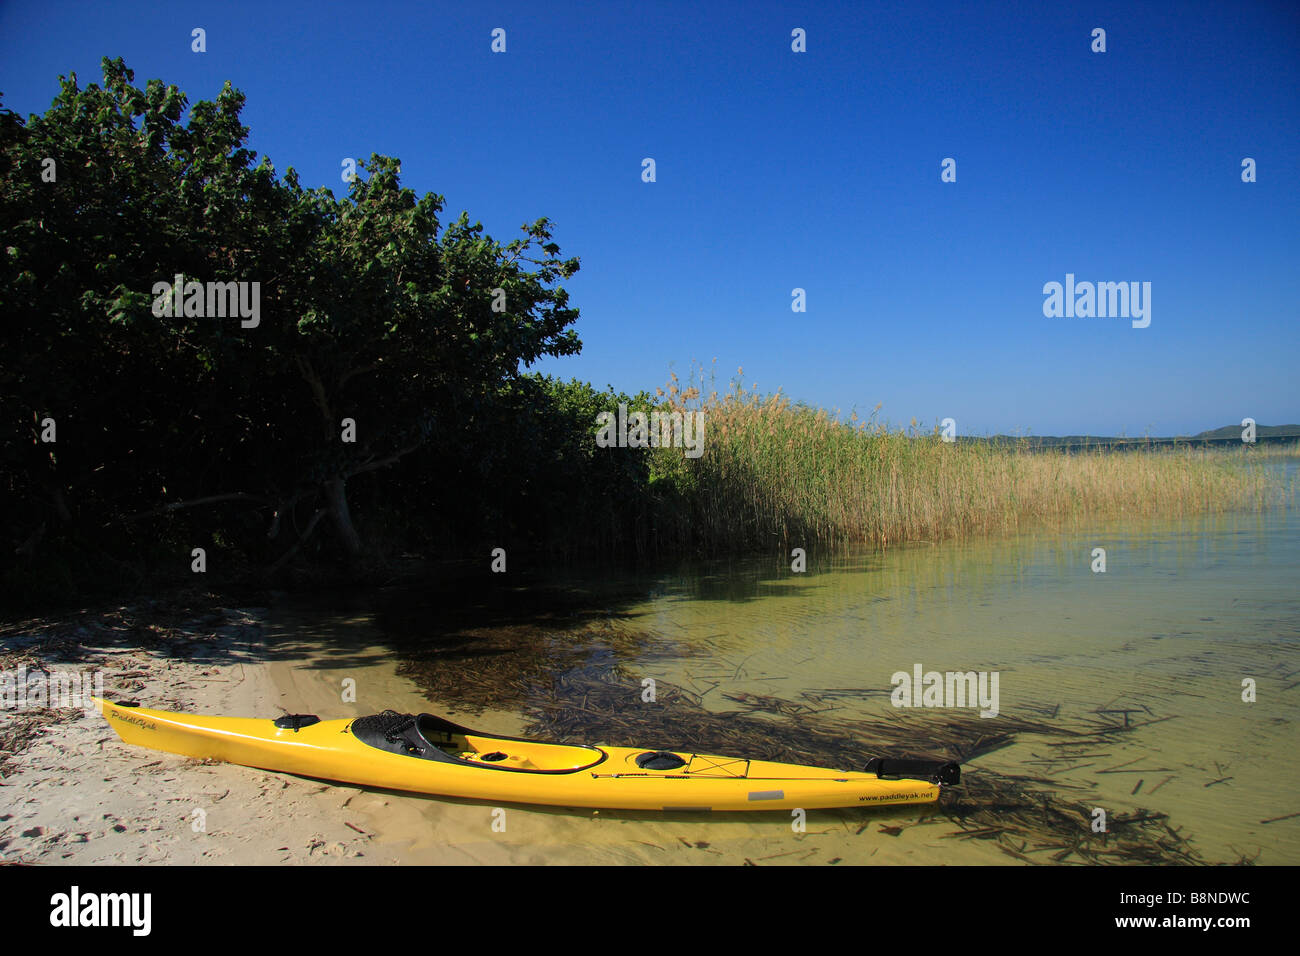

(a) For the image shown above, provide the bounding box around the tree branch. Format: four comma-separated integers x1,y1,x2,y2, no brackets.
294,353,334,439
108,492,269,526
339,361,381,387
266,489,316,539
266,506,328,574
345,440,425,478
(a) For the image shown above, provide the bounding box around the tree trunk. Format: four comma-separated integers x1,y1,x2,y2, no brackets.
51,487,72,524
324,477,363,559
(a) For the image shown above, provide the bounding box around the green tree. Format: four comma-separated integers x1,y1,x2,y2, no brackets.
1,58,583,583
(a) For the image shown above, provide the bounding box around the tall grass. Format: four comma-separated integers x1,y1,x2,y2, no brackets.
645,365,1289,553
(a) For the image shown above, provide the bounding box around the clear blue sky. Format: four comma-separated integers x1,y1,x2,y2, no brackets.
3,0,1297,435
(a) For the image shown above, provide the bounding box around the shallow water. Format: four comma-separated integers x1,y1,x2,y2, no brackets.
265,466,1299,865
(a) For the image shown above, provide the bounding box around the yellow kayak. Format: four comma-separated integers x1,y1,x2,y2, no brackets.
95,698,958,811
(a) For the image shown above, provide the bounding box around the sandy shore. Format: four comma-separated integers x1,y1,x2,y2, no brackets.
0,601,388,864
0,598,969,866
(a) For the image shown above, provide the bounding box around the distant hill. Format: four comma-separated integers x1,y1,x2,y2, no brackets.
1193,424,1300,440
959,425,1300,449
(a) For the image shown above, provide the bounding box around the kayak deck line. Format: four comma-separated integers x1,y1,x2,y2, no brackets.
93,697,959,812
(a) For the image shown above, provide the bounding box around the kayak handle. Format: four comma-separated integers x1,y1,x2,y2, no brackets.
274,714,321,732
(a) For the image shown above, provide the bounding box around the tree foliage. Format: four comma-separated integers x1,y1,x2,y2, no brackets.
1,58,619,599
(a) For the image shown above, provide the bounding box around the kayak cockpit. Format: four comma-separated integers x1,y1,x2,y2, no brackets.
349,711,606,774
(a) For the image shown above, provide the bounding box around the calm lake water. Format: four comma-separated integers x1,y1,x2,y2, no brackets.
268,464,1299,865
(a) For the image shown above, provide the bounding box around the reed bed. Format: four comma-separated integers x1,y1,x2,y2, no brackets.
644,367,1286,552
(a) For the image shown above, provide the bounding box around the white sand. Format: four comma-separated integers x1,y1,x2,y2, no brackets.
0,607,377,864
